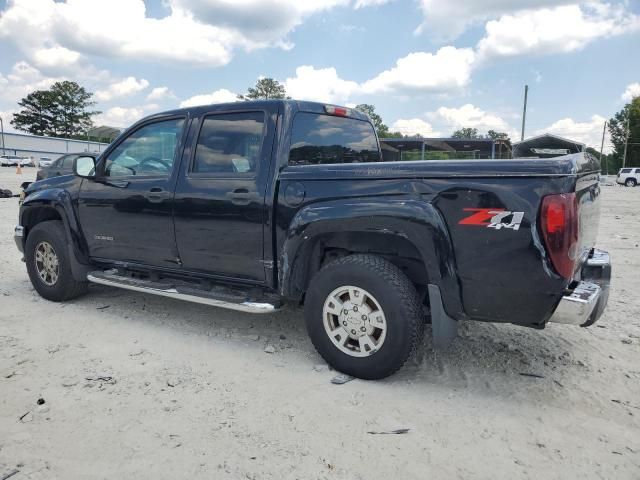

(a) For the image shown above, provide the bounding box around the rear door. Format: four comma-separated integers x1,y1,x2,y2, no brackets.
172,106,277,283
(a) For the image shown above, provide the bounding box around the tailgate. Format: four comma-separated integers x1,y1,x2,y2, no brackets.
574,155,602,269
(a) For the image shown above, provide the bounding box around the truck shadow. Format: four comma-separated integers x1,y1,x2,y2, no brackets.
394,319,595,399
80,284,594,396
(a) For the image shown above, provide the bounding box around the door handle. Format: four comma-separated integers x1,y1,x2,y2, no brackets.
148,186,167,203
228,188,253,205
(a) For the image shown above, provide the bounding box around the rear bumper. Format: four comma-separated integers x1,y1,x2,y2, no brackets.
548,249,611,327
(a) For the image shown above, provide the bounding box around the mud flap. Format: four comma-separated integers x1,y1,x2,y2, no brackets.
428,284,458,348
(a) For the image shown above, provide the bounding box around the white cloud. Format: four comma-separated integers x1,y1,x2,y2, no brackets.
0,62,62,105
284,66,360,103
95,77,149,102
534,114,609,151
477,3,640,60
0,0,385,68
32,46,82,70
147,87,176,101
622,82,640,102
361,47,476,94
427,103,516,137
94,104,160,127
170,0,348,44
390,118,441,137
414,0,577,39
179,89,239,107
353,0,391,8
0,110,17,133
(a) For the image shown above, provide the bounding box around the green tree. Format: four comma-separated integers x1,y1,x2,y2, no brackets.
383,131,404,138
354,104,390,137
486,130,510,140
238,77,288,100
608,96,640,169
10,90,57,136
50,81,100,138
452,127,480,139
11,81,100,138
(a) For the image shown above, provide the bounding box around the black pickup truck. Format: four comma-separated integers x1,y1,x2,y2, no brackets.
15,100,611,379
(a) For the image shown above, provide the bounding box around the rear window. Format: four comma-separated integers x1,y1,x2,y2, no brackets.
289,112,380,166
620,168,632,173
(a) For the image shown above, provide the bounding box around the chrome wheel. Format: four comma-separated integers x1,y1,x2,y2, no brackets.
35,241,59,286
322,286,387,357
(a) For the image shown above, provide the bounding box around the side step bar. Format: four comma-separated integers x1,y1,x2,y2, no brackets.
87,271,279,314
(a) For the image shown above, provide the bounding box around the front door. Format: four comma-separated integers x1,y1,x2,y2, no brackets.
78,117,186,268
173,108,275,283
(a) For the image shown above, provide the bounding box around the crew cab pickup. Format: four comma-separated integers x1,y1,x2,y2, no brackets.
15,100,611,379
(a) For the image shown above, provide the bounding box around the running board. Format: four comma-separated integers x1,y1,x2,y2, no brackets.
87,271,279,314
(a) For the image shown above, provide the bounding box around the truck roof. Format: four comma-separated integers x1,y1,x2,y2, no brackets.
150,99,371,123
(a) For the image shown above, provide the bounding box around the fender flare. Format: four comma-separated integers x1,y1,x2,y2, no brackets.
21,188,92,281
279,198,465,319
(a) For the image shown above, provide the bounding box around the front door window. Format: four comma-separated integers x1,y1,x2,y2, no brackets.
103,119,184,177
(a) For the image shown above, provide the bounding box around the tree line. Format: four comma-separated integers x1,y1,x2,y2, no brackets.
11,81,100,139
8,76,639,169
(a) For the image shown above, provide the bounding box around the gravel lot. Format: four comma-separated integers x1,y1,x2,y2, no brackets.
1,167,639,479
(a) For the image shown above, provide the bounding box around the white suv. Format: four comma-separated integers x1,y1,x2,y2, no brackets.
617,168,640,187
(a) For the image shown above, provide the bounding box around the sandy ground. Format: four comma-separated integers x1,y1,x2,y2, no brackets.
1,167,639,479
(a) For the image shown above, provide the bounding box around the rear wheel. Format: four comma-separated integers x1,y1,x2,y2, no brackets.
625,178,637,187
25,220,88,301
304,254,424,379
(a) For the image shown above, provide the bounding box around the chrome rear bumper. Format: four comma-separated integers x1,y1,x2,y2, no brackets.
549,249,611,327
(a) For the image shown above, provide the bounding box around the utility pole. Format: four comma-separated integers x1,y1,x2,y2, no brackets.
0,116,5,155
622,114,630,168
599,120,607,175
521,85,529,142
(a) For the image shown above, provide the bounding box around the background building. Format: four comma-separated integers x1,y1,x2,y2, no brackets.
380,137,504,161
512,133,585,158
0,127,119,165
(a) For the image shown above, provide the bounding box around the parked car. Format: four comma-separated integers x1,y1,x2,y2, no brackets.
15,100,611,379
19,157,35,167
38,157,55,167
616,167,640,186
36,153,98,181
0,155,24,166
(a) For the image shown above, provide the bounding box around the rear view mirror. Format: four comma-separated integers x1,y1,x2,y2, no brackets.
74,156,96,178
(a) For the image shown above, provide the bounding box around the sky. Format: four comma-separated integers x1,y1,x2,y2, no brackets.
0,0,639,152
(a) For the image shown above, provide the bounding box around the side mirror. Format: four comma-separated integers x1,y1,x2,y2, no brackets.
73,156,96,178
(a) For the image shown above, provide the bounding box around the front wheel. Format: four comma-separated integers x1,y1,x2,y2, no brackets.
304,254,424,380
625,178,637,187
25,220,88,301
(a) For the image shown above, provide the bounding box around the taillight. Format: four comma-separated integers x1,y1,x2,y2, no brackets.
324,105,350,117
540,193,579,279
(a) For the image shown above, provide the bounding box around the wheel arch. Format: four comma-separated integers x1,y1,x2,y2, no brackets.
278,198,465,318
20,190,91,280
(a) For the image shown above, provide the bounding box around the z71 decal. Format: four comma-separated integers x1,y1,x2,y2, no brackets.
459,208,524,231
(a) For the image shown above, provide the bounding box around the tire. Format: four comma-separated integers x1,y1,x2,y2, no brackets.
25,220,88,302
625,178,637,187
304,254,424,380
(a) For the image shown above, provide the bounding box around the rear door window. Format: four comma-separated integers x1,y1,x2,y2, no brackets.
288,112,380,165
192,111,265,175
